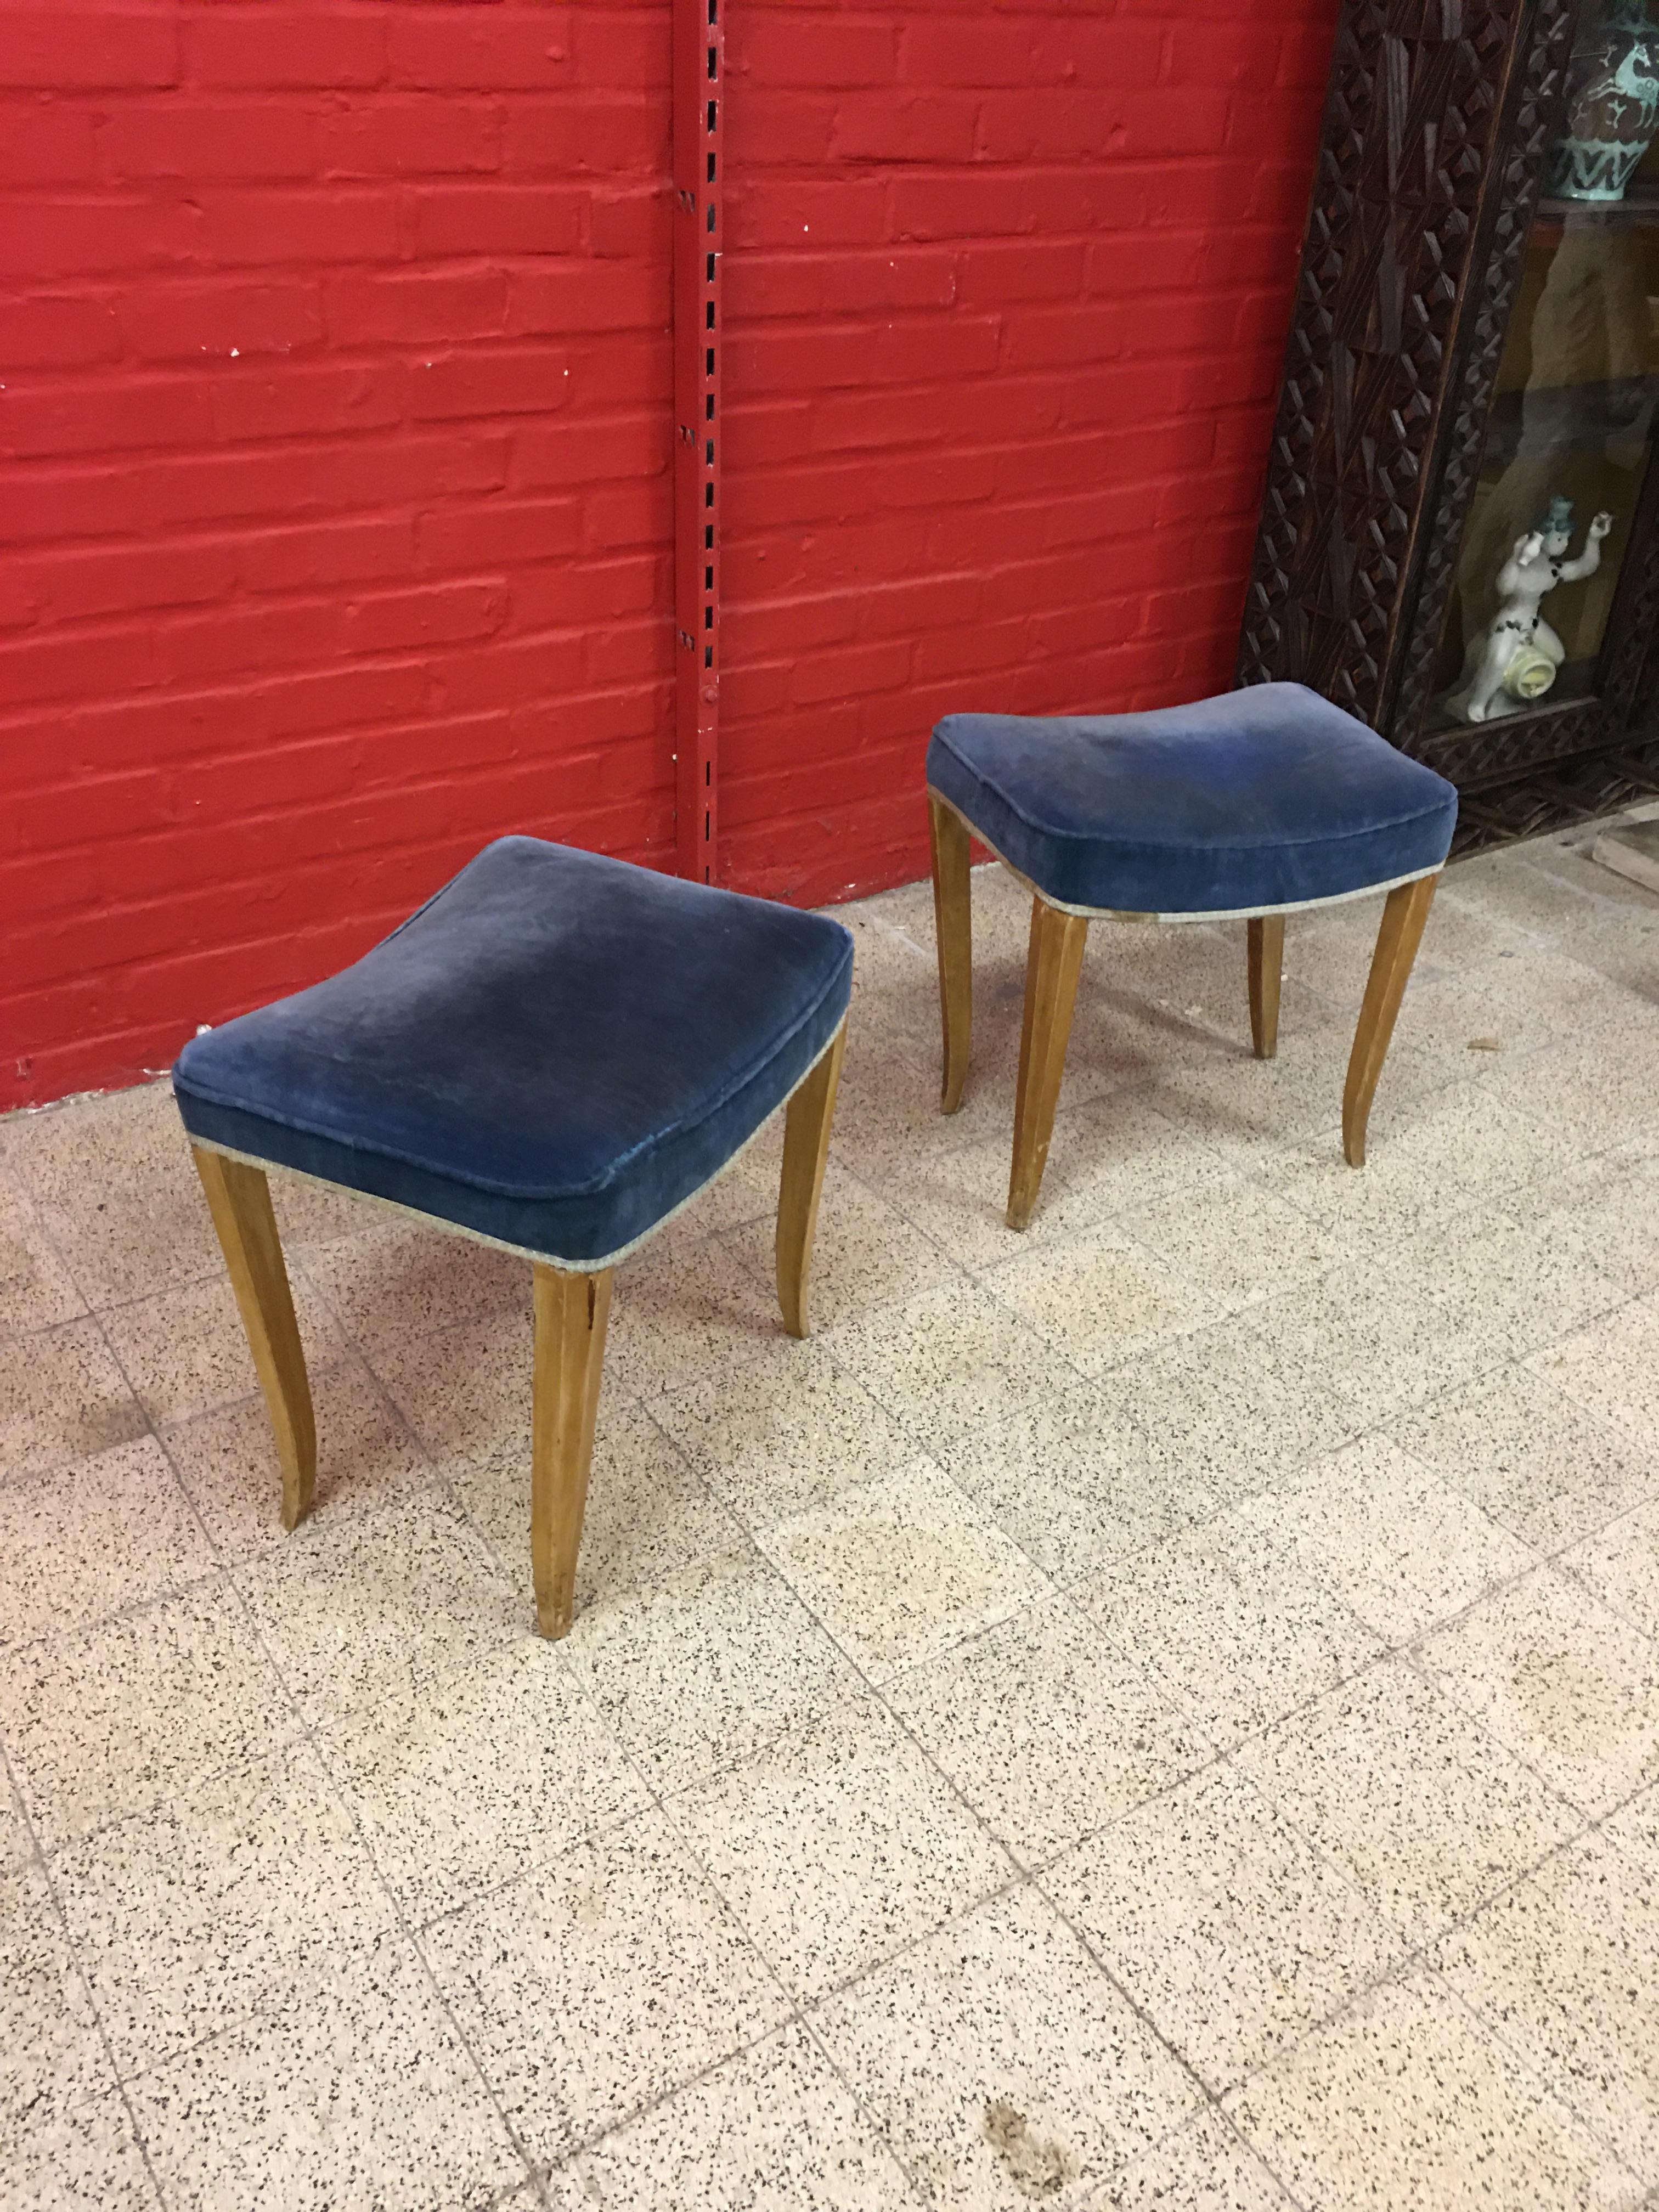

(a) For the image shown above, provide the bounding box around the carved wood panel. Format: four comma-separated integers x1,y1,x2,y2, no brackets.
1387,0,1576,742
1238,0,1537,724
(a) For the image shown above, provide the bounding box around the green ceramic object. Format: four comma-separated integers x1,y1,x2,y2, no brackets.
1545,0,1659,202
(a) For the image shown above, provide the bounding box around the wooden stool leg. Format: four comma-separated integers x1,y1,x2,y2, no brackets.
1343,873,1438,1167
929,793,973,1113
776,1021,848,1340
1007,896,1089,1232
191,1147,316,1532
531,1264,613,1639
1248,915,1285,1059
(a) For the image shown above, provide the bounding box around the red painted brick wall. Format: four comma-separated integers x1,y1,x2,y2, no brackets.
1,0,1334,1110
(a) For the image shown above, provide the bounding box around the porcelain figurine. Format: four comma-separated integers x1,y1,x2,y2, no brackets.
1454,497,1613,724
1545,0,1659,203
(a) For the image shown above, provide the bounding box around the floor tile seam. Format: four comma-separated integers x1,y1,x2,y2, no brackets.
649,1549,1035,1986
968,1216,1249,1363
783,2006,955,2212
1044,1748,1605,2125
1389,1498,1659,1680
871,1573,1220,1807
1522,1348,1659,1458
188,1581,550,2202
1383,1598,1618,1830
1224,1431,1553,1640
374,1792,802,2187
531,2012,879,2199
1539,1538,1659,1652
1410,1956,1657,2193
390,1785,672,1946
1034,1827,1403,2144
0,1556,233,1669
1011,1645,1390,1892
1588,1774,1659,1860
0,1731,174,2209
712,1207,987,1345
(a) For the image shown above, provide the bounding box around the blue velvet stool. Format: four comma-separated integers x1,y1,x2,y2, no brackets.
926,682,1458,1228
173,836,854,1637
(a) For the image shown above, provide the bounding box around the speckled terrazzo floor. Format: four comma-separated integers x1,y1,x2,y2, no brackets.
4,823,1659,2212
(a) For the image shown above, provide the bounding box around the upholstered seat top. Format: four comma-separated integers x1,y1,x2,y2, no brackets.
173,836,854,1267
927,682,1458,916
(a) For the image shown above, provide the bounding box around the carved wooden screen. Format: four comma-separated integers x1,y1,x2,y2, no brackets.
1238,0,1555,727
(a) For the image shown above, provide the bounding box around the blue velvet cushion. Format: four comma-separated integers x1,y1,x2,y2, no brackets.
927,682,1458,915
173,836,854,1267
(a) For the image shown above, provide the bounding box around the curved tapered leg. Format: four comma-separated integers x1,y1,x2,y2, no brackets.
532,1264,613,1638
191,1147,316,1532
776,1021,848,1339
1007,897,1090,1231
1343,873,1438,1167
929,793,973,1113
1248,915,1285,1059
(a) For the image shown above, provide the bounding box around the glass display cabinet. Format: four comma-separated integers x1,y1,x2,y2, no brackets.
1240,0,1659,851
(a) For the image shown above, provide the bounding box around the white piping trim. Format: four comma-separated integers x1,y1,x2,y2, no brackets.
181,1021,847,1278
929,789,1443,923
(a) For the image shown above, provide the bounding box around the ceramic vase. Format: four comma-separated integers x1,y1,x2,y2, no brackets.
1545,0,1659,203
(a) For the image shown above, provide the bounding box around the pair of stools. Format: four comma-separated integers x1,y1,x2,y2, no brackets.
174,684,1457,1637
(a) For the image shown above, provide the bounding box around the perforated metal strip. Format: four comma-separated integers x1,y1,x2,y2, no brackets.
673,0,722,882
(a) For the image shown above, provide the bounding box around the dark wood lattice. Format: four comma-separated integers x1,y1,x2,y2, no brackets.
1239,0,1659,849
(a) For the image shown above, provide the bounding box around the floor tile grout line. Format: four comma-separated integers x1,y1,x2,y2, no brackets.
168,1566,551,2205
0,1733,175,2211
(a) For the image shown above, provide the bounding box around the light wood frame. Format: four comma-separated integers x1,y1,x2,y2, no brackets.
189,1016,848,1640
927,789,1440,1228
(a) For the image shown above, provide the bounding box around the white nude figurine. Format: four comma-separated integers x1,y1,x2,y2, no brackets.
1458,497,1613,723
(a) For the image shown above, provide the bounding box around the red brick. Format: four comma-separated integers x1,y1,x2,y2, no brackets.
410,184,585,257
241,515,417,594
729,180,888,252
0,620,156,704
506,263,664,336
97,101,318,180
417,498,583,572
388,10,575,91
726,249,957,322
890,173,1029,244
899,19,1034,88
0,375,212,461
589,187,668,261
24,538,238,625
502,97,666,176
157,599,345,682
736,16,898,87
199,188,400,267
342,579,508,654
790,640,911,706
0,195,201,279
119,279,325,363
212,361,405,443
510,554,662,632
184,10,387,89
325,268,507,346
411,347,571,422
318,98,503,179
725,94,839,170
0,295,122,369
0,105,99,184
512,413,667,489
1,12,178,89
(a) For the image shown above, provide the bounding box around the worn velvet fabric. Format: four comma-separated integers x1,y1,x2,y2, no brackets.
173,836,854,1267
927,682,1458,915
